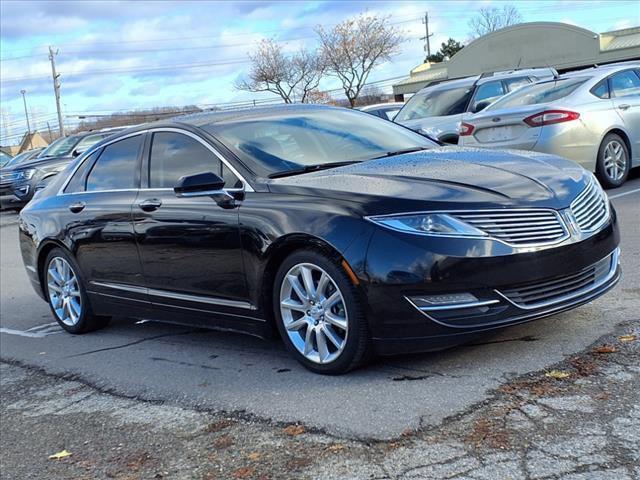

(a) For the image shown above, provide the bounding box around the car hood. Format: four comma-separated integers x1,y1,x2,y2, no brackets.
267,147,588,211
397,114,462,133
0,154,72,173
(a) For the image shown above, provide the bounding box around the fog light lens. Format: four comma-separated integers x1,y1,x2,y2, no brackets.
410,293,479,307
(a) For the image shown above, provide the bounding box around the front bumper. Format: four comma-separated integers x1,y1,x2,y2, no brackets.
366,210,620,355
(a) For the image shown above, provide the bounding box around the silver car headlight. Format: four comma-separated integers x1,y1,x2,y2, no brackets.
366,213,488,237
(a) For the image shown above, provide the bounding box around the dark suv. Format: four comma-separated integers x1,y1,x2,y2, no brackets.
1,129,121,203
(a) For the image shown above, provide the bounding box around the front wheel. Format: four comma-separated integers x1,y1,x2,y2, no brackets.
44,248,110,334
596,133,629,188
273,250,371,374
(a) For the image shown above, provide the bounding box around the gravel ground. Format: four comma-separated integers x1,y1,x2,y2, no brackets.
1,320,638,480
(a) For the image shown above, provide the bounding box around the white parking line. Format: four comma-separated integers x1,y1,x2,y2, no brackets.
0,322,63,338
609,187,640,200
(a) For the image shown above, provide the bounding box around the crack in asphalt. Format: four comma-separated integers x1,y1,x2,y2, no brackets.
63,330,199,358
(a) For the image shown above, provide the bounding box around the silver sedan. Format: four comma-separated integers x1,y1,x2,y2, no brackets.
458,62,640,188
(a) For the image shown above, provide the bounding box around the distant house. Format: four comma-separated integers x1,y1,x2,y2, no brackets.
16,131,49,154
0,145,21,156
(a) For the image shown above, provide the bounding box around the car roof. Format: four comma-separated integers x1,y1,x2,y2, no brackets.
418,68,557,94
358,102,404,111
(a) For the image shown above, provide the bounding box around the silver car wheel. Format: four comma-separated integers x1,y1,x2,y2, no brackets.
47,257,82,326
279,263,348,364
603,140,627,182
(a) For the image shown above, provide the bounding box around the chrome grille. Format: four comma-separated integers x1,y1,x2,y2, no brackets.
453,210,568,246
499,253,613,308
570,179,609,232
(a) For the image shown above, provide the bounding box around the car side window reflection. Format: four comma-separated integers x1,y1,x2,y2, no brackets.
591,80,610,99
149,132,240,189
86,136,141,191
64,151,99,193
610,70,640,98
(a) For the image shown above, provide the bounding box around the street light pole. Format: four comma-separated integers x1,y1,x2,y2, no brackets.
20,89,33,150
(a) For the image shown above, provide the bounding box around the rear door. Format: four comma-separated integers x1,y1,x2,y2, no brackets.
133,128,250,315
59,133,146,304
609,69,640,161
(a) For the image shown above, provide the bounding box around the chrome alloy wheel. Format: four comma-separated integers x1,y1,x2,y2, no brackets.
279,263,348,364
47,257,82,326
603,140,627,182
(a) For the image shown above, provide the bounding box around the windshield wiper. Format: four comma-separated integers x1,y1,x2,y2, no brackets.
370,146,430,160
268,161,362,179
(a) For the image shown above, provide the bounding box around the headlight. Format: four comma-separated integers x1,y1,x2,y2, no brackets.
366,213,488,237
18,168,36,180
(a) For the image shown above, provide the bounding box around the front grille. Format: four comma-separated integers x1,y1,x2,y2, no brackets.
570,179,609,232
499,253,613,308
453,210,568,246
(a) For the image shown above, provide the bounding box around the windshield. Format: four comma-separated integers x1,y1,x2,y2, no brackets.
207,108,436,177
74,133,111,154
0,151,11,167
395,86,472,122
38,135,80,158
486,77,588,110
3,150,36,168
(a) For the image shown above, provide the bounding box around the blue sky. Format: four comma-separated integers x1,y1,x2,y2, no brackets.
0,0,637,143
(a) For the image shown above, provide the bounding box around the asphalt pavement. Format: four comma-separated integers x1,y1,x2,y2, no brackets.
1,174,639,440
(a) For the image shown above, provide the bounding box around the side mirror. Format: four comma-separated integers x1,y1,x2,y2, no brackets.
174,171,236,206
72,149,81,157
472,101,491,113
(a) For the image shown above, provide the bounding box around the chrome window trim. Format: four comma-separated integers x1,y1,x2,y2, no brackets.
89,281,255,310
365,208,570,249
57,127,254,196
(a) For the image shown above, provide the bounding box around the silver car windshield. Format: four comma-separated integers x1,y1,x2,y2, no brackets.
486,77,588,110
395,86,472,121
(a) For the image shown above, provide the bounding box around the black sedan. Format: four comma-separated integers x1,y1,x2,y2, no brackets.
18,105,620,374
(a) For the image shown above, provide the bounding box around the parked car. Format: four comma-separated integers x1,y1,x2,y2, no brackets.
458,62,640,188
19,105,620,374
394,68,557,144
357,102,404,121
2,129,121,203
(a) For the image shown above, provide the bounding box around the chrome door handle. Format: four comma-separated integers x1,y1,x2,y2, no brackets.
68,201,85,213
618,104,630,110
138,198,162,212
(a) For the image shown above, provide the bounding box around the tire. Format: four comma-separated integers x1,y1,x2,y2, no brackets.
596,133,630,189
273,249,371,374
44,247,110,334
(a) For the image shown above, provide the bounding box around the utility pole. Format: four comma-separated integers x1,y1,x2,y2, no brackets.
48,46,65,136
421,12,434,61
46,121,53,142
20,89,33,150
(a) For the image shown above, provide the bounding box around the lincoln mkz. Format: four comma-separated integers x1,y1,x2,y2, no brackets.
18,105,621,373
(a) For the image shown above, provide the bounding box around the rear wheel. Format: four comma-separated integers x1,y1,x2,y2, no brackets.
596,133,629,188
44,248,110,333
273,250,370,374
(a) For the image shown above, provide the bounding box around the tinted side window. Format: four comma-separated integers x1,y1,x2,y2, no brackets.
64,150,99,193
610,70,640,98
591,80,610,99
472,81,505,110
86,136,141,191
504,77,530,92
149,132,239,188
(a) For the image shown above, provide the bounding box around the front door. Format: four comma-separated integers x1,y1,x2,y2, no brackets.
133,129,250,315
610,69,640,161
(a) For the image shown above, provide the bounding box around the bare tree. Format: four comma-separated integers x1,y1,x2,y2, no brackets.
468,5,522,39
235,39,323,103
316,14,403,107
